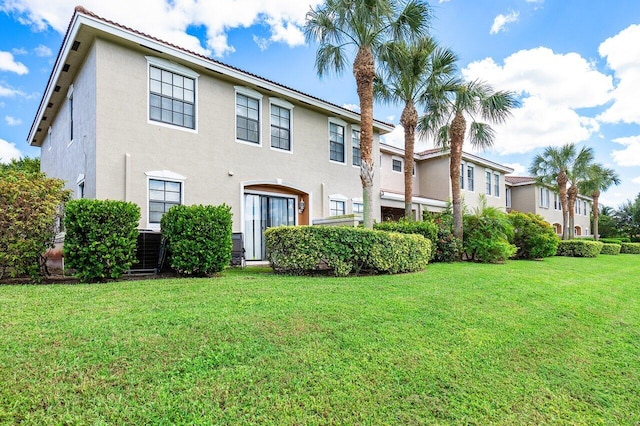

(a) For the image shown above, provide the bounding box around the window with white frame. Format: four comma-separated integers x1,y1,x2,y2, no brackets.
269,99,292,151
460,163,464,189
353,202,363,214
575,201,579,214
467,164,475,191
583,200,588,216
494,173,500,197
506,187,511,209
236,89,261,144
149,179,182,224
148,62,196,129
392,157,403,173
554,193,561,210
485,170,492,195
539,187,550,208
329,120,345,163
352,129,361,166
330,200,346,216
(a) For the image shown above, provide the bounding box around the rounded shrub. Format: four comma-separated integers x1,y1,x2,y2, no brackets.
620,242,640,254
265,226,431,276
600,243,621,255
64,199,140,282
161,204,232,276
556,240,604,257
463,206,516,263
508,211,560,259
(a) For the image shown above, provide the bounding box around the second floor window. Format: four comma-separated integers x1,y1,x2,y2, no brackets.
392,158,402,172
329,122,345,163
467,165,475,191
494,174,500,197
486,171,492,195
352,129,361,166
539,188,550,208
270,104,290,150
149,65,195,129
237,93,260,143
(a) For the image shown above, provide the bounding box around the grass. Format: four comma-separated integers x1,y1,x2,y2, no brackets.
1,256,639,425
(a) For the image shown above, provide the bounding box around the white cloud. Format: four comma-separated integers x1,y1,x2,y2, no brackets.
12,47,28,55
632,176,640,185
0,51,29,74
0,138,22,163
503,162,526,175
380,124,405,148
5,116,23,126
1,0,322,58
490,10,519,35
34,44,52,57
342,103,360,112
0,84,25,97
598,24,640,125
463,47,613,154
611,135,640,167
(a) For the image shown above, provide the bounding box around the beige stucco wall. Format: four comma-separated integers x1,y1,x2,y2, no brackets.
379,151,417,194
91,38,381,231
417,156,449,201
40,41,97,198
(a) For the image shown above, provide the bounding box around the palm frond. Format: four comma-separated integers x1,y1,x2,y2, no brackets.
468,121,496,149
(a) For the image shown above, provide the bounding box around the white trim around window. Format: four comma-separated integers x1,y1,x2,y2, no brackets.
328,118,347,165
235,86,263,147
351,124,361,168
268,97,294,154
392,155,403,173
145,170,186,230
76,173,85,199
146,56,199,133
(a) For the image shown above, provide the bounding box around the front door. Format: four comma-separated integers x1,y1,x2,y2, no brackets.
244,194,295,260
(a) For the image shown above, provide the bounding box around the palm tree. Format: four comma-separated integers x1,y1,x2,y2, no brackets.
419,80,516,240
565,145,594,238
579,163,620,240
375,37,458,219
304,0,430,228
529,144,575,240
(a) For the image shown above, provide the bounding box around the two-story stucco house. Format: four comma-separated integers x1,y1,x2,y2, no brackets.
505,176,592,237
379,144,514,220
28,7,393,261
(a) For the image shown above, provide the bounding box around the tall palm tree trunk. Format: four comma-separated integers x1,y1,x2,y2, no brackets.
354,46,376,229
558,172,569,240
400,101,418,219
568,185,578,239
592,190,600,240
450,111,466,240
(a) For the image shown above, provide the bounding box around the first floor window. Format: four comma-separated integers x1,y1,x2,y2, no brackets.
330,200,346,216
352,129,361,166
149,179,182,223
506,187,511,209
149,65,195,129
353,202,363,214
329,122,345,162
460,163,464,189
78,181,85,199
467,165,475,191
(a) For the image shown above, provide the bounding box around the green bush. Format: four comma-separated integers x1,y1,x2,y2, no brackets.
620,242,640,254
265,226,431,276
599,238,624,244
423,209,462,262
556,240,604,258
600,243,621,255
64,199,140,282
508,211,560,259
161,204,232,276
374,219,441,260
0,170,70,281
463,204,516,263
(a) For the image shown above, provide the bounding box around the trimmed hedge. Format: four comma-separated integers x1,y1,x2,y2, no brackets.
620,242,640,254
64,199,140,282
374,219,438,260
600,243,621,255
508,211,560,260
161,204,232,276
265,226,431,276
556,240,604,258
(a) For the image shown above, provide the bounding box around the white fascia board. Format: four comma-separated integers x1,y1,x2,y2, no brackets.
380,191,447,208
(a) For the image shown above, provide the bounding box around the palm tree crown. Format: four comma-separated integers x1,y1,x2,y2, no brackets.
579,163,621,240
305,0,430,228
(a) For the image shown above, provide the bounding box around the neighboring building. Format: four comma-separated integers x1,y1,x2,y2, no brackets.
379,144,514,221
28,7,393,261
505,176,592,237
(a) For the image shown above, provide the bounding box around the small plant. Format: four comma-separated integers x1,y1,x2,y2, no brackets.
556,240,604,257
463,197,516,263
508,211,560,259
161,204,233,276
64,199,140,282
600,243,621,255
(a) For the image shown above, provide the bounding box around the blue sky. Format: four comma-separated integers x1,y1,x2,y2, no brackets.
1,0,639,207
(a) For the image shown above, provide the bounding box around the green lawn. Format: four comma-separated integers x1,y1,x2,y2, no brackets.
1,256,639,425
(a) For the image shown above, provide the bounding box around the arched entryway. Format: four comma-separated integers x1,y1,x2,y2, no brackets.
242,181,309,261
553,223,562,235
574,226,582,236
